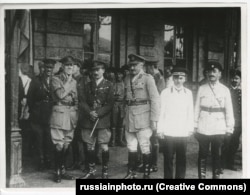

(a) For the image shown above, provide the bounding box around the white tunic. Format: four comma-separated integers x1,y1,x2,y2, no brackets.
194,82,234,135
157,86,194,137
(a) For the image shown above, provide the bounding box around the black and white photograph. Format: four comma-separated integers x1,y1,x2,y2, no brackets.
0,0,248,192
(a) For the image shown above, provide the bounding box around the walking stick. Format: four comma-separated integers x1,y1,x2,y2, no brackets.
90,118,99,137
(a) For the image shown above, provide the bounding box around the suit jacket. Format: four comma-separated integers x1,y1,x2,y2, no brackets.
27,75,53,125
79,78,114,129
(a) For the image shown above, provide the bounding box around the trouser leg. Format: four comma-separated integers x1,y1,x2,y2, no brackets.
175,137,187,179
211,135,224,179
196,133,209,179
31,122,45,170
163,136,175,179
44,124,53,169
109,127,116,147
118,127,126,147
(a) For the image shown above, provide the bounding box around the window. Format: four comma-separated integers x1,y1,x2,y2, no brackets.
97,15,112,65
164,25,186,68
83,23,94,61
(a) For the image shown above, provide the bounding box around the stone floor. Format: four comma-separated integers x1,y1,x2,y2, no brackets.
19,135,242,188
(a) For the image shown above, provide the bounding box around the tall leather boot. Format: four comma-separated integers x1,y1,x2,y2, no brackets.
143,154,151,179
124,152,137,179
118,127,126,147
213,169,221,179
61,147,75,180
54,150,62,183
102,151,109,179
151,136,159,172
81,150,96,179
198,158,206,179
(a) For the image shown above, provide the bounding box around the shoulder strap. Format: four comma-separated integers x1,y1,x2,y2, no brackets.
208,83,223,108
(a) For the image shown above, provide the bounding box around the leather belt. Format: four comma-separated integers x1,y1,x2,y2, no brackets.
126,100,149,106
56,101,75,106
201,106,225,113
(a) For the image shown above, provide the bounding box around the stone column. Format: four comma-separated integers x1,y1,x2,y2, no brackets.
7,10,25,187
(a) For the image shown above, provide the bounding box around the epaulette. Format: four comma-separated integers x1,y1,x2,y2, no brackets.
144,73,154,79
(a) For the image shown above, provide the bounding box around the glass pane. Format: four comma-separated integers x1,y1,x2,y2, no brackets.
98,16,112,53
176,26,185,59
164,25,174,58
97,53,111,66
83,24,94,53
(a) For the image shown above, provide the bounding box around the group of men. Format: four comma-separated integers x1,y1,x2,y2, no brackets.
24,53,241,182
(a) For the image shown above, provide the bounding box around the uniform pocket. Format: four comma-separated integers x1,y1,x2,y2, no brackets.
50,106,71,130
132,105,150,129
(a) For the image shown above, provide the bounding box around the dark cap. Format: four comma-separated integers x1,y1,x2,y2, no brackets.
38,61,44,68
172,66,188,76
74,58,83,67
91,60,106,70
230,69,241,78
43,59,56,68
206,61,223,72
82,59,91,70
116,68,124,74
145,57,159,66
106,67,116,73
121,64,130,71
60,55,75,65
145,60,159,67
128,54,145,65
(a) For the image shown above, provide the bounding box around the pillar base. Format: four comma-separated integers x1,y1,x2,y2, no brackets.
9,174,25,188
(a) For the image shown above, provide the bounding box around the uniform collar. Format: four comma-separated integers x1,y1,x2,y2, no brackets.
96,76,104,86
231,85,241,90
171,86,186,93
209,80,220,88
132,69,144,82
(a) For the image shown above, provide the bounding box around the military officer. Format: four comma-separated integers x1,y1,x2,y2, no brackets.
194,61,234,179
27,59,55,170
145,58,165,172
50,55,78,183
67,58,84,170
123,54,160,179
79,60,114,179
222,69,242,171
110,68,126,147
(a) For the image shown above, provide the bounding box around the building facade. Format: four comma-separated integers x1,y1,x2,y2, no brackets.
5,7,241,186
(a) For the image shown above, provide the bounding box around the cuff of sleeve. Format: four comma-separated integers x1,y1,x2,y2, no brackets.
226,127,234,134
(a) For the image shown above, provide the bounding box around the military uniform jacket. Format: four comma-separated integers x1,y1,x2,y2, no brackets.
230,85,241,128
194,82,234,135
27,75,53,125
50,73,78,131
124,70,160,132
79,78,114,129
